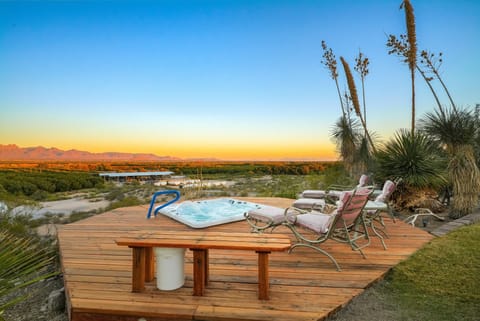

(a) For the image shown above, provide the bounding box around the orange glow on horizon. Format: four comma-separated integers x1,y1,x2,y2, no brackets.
7,140,337,161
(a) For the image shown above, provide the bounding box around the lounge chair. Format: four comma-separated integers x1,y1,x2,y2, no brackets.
244,205,303,233
363,180,397,249
246,187,372,271
286,187,372,271
293,174,370,210
299,174,369,199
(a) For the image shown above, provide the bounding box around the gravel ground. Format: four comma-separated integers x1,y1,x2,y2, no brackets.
2,275,67,321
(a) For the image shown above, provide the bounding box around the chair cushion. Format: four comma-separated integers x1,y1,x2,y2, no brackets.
246,205,289,225
365,200,388,215
295,212,334,234
327,190,343,198
375,180,396,202
292,198,326,210
357,174,369,187
336,191,351,212
301,190,326,198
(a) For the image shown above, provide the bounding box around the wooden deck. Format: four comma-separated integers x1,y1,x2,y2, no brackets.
57,197,434,321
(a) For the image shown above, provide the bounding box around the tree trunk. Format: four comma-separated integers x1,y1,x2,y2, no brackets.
448,145,480,219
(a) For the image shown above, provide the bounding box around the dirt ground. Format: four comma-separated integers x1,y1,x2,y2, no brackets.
0,210,456,321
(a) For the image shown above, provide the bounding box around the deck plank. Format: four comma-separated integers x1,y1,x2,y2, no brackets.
58,197,434,321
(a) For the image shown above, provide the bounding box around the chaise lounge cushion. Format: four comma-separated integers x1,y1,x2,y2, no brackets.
247,205,297,225
295,211,335,234
292,198,326,210
300,190,326,198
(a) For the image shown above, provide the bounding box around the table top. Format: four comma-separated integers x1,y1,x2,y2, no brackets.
115,230,292,252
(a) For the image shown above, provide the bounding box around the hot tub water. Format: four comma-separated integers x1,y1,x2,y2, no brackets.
158,198,264,228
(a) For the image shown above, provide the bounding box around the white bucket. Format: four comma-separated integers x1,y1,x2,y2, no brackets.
154,248,185,290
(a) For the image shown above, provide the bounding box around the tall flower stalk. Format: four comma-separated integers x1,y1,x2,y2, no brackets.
321,41,345,118
420,50,458,113
401,0,417,136
340,56,376,154
354,50,369,135
386,34,445,117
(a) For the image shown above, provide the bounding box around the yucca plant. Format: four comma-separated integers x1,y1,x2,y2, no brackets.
420,108,480,218
375,129,447,211
0,230,58,320
354,136,374,178
331,115,362,177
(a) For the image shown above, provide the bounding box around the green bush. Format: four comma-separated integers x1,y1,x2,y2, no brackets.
106,196,143,211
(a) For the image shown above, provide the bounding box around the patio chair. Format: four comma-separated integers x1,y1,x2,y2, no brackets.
293,174,369,210
298,174,369,201
244,205,303,233
363,180,397,249
287,187,372,271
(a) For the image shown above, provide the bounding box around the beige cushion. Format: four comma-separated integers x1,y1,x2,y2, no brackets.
293,198,326,210
295,212,334,234
301,190,326,198
247,205,296,225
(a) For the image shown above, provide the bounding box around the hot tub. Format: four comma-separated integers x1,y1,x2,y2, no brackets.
157,198,265,228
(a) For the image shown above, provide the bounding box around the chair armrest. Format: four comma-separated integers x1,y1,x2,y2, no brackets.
326,184,354,191
283,207,306,224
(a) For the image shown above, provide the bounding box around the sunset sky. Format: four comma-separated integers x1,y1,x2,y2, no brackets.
1,0,479,161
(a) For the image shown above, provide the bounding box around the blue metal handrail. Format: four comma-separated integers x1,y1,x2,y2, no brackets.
146,190,181,219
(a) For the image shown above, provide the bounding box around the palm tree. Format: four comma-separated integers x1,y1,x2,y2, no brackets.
420,108,480,218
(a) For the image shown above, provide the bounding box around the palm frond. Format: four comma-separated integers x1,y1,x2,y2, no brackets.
0,231,59,315
420,107,477,151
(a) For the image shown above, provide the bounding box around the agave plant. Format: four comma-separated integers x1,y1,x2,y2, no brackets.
375,129,447,211
420,108,480,218
0,230,58,320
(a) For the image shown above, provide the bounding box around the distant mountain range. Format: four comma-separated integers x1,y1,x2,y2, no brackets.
0,144,187,162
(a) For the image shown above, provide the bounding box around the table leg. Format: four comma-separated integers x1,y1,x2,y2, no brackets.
131,247,145,292
204,249,209,286
145,247,155,281
192,249,207,296
257,251,271,300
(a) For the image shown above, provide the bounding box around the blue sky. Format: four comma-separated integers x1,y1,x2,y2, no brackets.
1,0,479,160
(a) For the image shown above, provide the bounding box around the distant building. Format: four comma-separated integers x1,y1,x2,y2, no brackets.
99,171,174,183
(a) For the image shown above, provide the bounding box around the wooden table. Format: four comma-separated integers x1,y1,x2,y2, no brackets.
116,231,291,300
